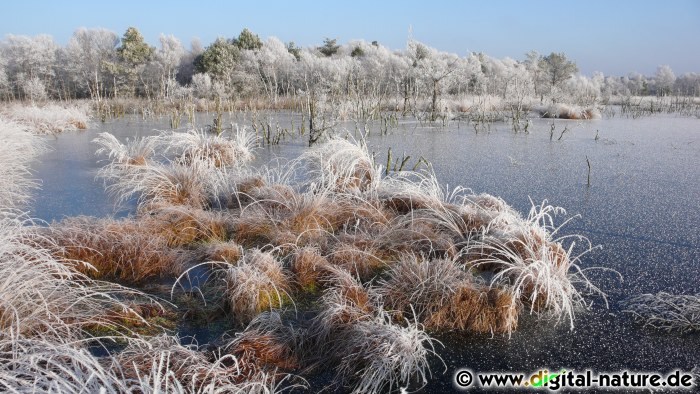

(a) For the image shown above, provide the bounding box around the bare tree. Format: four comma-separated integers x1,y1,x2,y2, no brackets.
408,40,459,121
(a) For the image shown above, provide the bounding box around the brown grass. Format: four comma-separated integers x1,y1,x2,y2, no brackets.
236,176,267,195
301,271,379,365
327,242,386,282
379,254,519,334
538,104,601,120
507,227,569,268
127,156,148,166
230,211,311,254
70,119,88,130
290,247,333,291
226,175,266,209
153,165,212,209
230,334,297,372
196,240,243,263
301,136,378,194
229,182,297,211
284,202,337,239
425,285,519,334
500,231,570,311
114,336,207,384
227,312,300,372
343,198,395,233
223,249,292,325
112,334,261,390
381,195,434,215
231,215,278,247
321,268,377,325
468,193,516,214
378,219,457,260
379,254,466,317
142,206,230,247
236,194,345,249
331,159,375,193
455,206,493,235
46,216,185,283
182,141,242,168
104,160,219,211
465,226,571,303
232,185,393,254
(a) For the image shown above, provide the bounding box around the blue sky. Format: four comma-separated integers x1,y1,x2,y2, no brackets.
3,0,699,76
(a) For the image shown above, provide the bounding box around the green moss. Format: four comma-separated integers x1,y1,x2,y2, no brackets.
258,289,293,311
301,281,318,294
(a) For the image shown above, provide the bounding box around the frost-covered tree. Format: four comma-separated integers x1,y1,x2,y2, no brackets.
194,37,239,88
602,75,627,98
624,72,647,96
499,57,534,121
248,36,296,101
565,73,602,105
232,28,263,51
539,52,578,93
297,49,349,144
20,75,48,102
0,51,9,99
2,27,698,104
175,38,203,85
344,40,400,98
318,38,340,57
286,41,302,61
675,72,700,96
480,55,512,97
333,40,393,121
408,40,459,120
383,48,411,107
653,65,675,96
459,53,487,95
116,27,155,97
155,34,186,99
117,27,154,67
233,49,264,96
524,50,545,99
64,28,119,100
350,44,366,58
1,34,58,99
191,72,213,98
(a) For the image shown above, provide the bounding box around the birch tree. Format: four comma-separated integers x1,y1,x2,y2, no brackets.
155,34,185,99
65,28,119,100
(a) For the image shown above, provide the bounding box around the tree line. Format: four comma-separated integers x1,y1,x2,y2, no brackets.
1,26,698,105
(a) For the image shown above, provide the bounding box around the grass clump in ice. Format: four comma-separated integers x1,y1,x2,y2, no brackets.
624,292,700,334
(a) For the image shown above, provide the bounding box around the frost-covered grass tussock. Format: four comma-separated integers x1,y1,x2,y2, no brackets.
464,200,605,329
0,102,91,134
537,103,601,120
0,117,46,208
